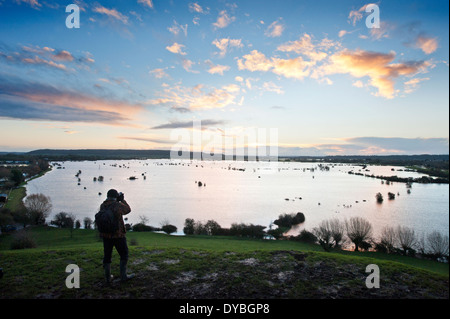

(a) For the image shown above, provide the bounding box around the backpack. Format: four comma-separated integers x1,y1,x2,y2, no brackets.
95,205,119,234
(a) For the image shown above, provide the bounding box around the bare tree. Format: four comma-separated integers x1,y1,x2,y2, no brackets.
396,226,417,255
378,226,396,254
427,231,449,258
313,220,333,251
345,217,373,252
23,193,52,225
329,218,346,248
139,215,149,225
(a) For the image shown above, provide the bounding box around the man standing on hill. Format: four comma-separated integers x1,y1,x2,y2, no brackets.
99,189,135,284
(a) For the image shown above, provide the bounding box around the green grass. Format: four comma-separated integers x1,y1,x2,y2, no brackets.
0,226,448,299
3,187,26,212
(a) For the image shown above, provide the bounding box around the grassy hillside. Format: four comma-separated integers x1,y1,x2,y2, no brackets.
0,226,448,299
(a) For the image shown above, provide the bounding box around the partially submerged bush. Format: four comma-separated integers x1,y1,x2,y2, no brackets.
274,212,305,228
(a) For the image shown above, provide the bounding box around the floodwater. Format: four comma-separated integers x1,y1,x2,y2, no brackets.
26,160,449,238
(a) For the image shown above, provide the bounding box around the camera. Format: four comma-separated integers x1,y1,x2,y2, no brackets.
117,192,124,202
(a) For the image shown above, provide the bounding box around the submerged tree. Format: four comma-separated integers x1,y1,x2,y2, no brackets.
375,192,384,204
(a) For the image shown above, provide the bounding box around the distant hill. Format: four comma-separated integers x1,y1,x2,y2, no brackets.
25,149,172,160
1,149,448,169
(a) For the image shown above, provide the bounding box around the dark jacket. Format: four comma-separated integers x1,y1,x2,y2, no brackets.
99,199,131,239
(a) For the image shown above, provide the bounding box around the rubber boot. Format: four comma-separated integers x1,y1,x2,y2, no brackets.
119,260,135,281
103,263,113,284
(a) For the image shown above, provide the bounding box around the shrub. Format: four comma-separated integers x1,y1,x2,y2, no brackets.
230,223,266,239
132,223,158,232
51,212,75,229
388,192,396,200
268,227,288,240
346,217,373,252
293,229,317,244
183,218,195,235
204,220,222,236
162,224,177,235
10,230,37,250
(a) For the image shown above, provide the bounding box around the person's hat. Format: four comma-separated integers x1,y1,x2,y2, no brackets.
107,189,119,199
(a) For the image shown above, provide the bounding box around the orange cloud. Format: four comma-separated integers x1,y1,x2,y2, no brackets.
166,42,187,55
93,5,129,24
415,36,438,54
147,83,242,110
315,49,431,98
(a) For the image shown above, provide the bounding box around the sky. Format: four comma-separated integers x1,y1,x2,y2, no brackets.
0,0,448,155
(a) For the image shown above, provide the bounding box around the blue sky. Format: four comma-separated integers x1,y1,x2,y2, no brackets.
0,0,448,155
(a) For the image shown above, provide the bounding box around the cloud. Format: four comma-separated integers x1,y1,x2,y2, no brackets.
0,74,142,125
212,38,244,57
263,82,284,94
348,4,371,26
415,35,439,54
137,0,153,9
237,50,312,80
147,83,242,110
206,61,231,75
237,50,273,72
265,19,285,38
369,21,394,40
182,59,199,73
317,49,432,98
212,38,243,57
213,10,235,29
279,137,449,156
344,137,449,155
189,2,208,14
236,33,432,98
168,20,188,37
166,42,187,55
1,44,95,74
52,50,74,62
277,34,336,62
338,30,348,38
150,68,169,79
118,136,173,144
93,5,129,24
21,56,68,71
404,77,430,94
151,119,226,130
14,0,41,9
